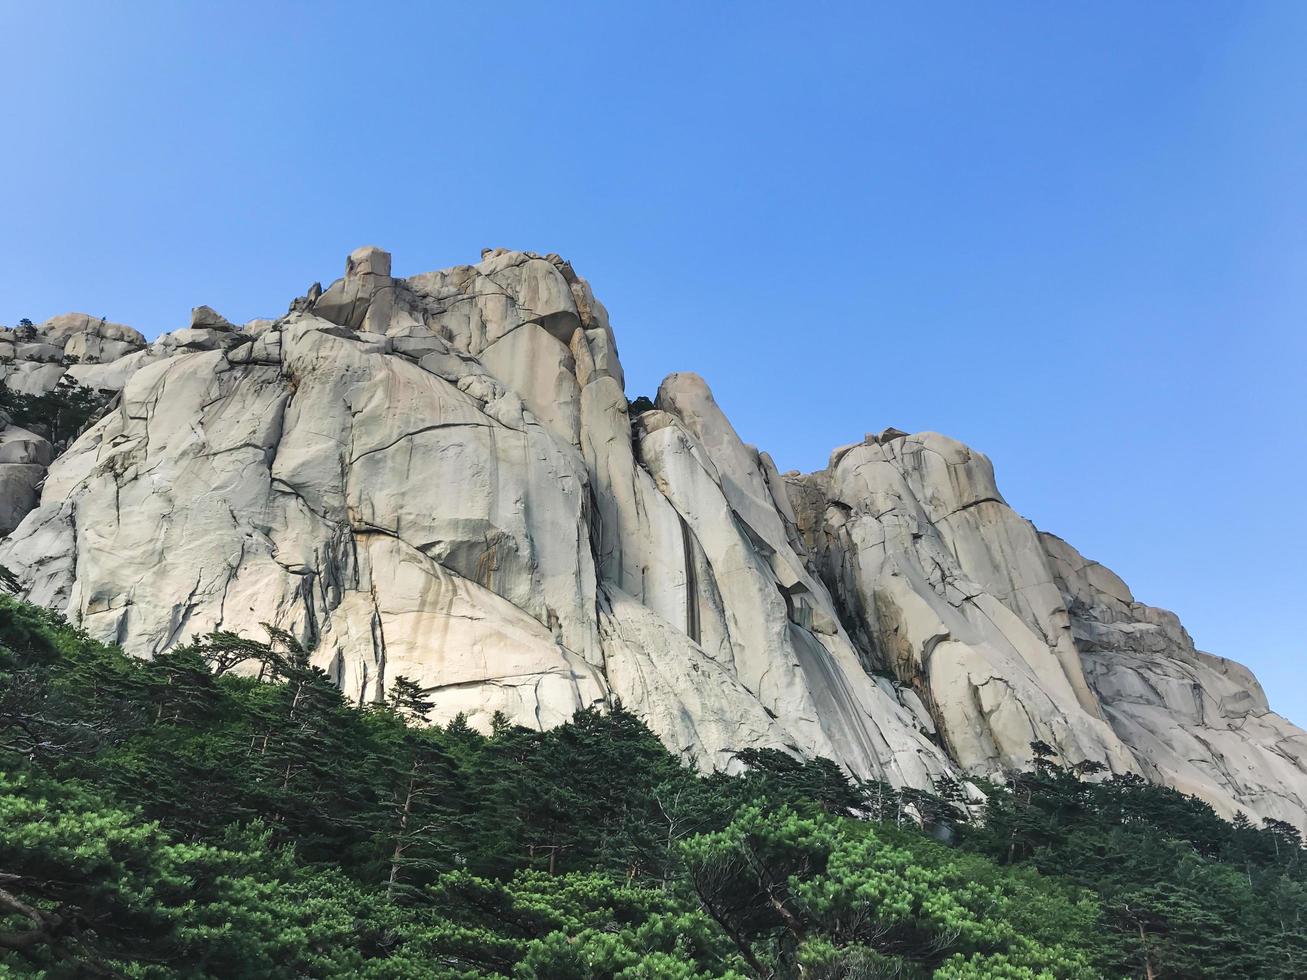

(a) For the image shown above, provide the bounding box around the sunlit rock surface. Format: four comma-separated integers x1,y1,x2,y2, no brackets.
3,247,1303,827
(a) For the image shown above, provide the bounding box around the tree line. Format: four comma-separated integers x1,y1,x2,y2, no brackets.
0,592,1302,978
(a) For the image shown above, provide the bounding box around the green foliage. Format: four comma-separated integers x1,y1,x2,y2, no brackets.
0,378,110,447
682,803,1099,978
0,593,1302,978
627,394,656,415
0,770,377,977
964,756,1307,978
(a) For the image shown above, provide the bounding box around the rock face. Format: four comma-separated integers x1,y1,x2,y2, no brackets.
785,433,1136,780
1,315,148,533
1,314,147,394
0,411,52,536
2,248,1304,828
1039,532,1307,824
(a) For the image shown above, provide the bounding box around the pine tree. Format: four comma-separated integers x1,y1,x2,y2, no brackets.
2,591,1303,979
385,675,434,722
372,722,463,900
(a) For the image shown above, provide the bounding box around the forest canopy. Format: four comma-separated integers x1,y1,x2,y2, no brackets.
0,593,1302,978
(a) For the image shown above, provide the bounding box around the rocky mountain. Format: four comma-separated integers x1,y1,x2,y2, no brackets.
3,246,1304,829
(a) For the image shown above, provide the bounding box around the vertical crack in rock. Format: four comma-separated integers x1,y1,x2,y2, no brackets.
679,514,700,644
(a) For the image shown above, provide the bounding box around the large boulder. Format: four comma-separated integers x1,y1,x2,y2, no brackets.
38,313,146,350
0,417,52,536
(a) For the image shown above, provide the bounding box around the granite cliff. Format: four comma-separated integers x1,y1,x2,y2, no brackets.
3,246,1303,828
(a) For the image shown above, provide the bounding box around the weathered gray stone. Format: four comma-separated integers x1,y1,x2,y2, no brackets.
65,348,164,392
346,245,391,278
1040,531,1307,827
3,245,1302,829
4,361,66,396
15,343,64,364
38,313,146,349
190,306,236,330
0,420,52,536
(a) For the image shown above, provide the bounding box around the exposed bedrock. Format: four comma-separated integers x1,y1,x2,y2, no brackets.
2,246,1303,827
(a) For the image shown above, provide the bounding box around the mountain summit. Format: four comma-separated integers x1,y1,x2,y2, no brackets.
3,246,1303,828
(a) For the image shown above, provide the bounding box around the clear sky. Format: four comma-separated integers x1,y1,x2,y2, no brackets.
3,3,1304,720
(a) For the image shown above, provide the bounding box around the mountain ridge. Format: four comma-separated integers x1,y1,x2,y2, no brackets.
3,245,1304,829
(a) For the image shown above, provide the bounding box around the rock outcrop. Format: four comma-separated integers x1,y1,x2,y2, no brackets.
1040,532,1307,823
1,315,147,533
0,411,51,536
1,314,148,396
3,247,1303,828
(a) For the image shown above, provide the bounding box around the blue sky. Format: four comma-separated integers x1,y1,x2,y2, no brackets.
3,3,1304,719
